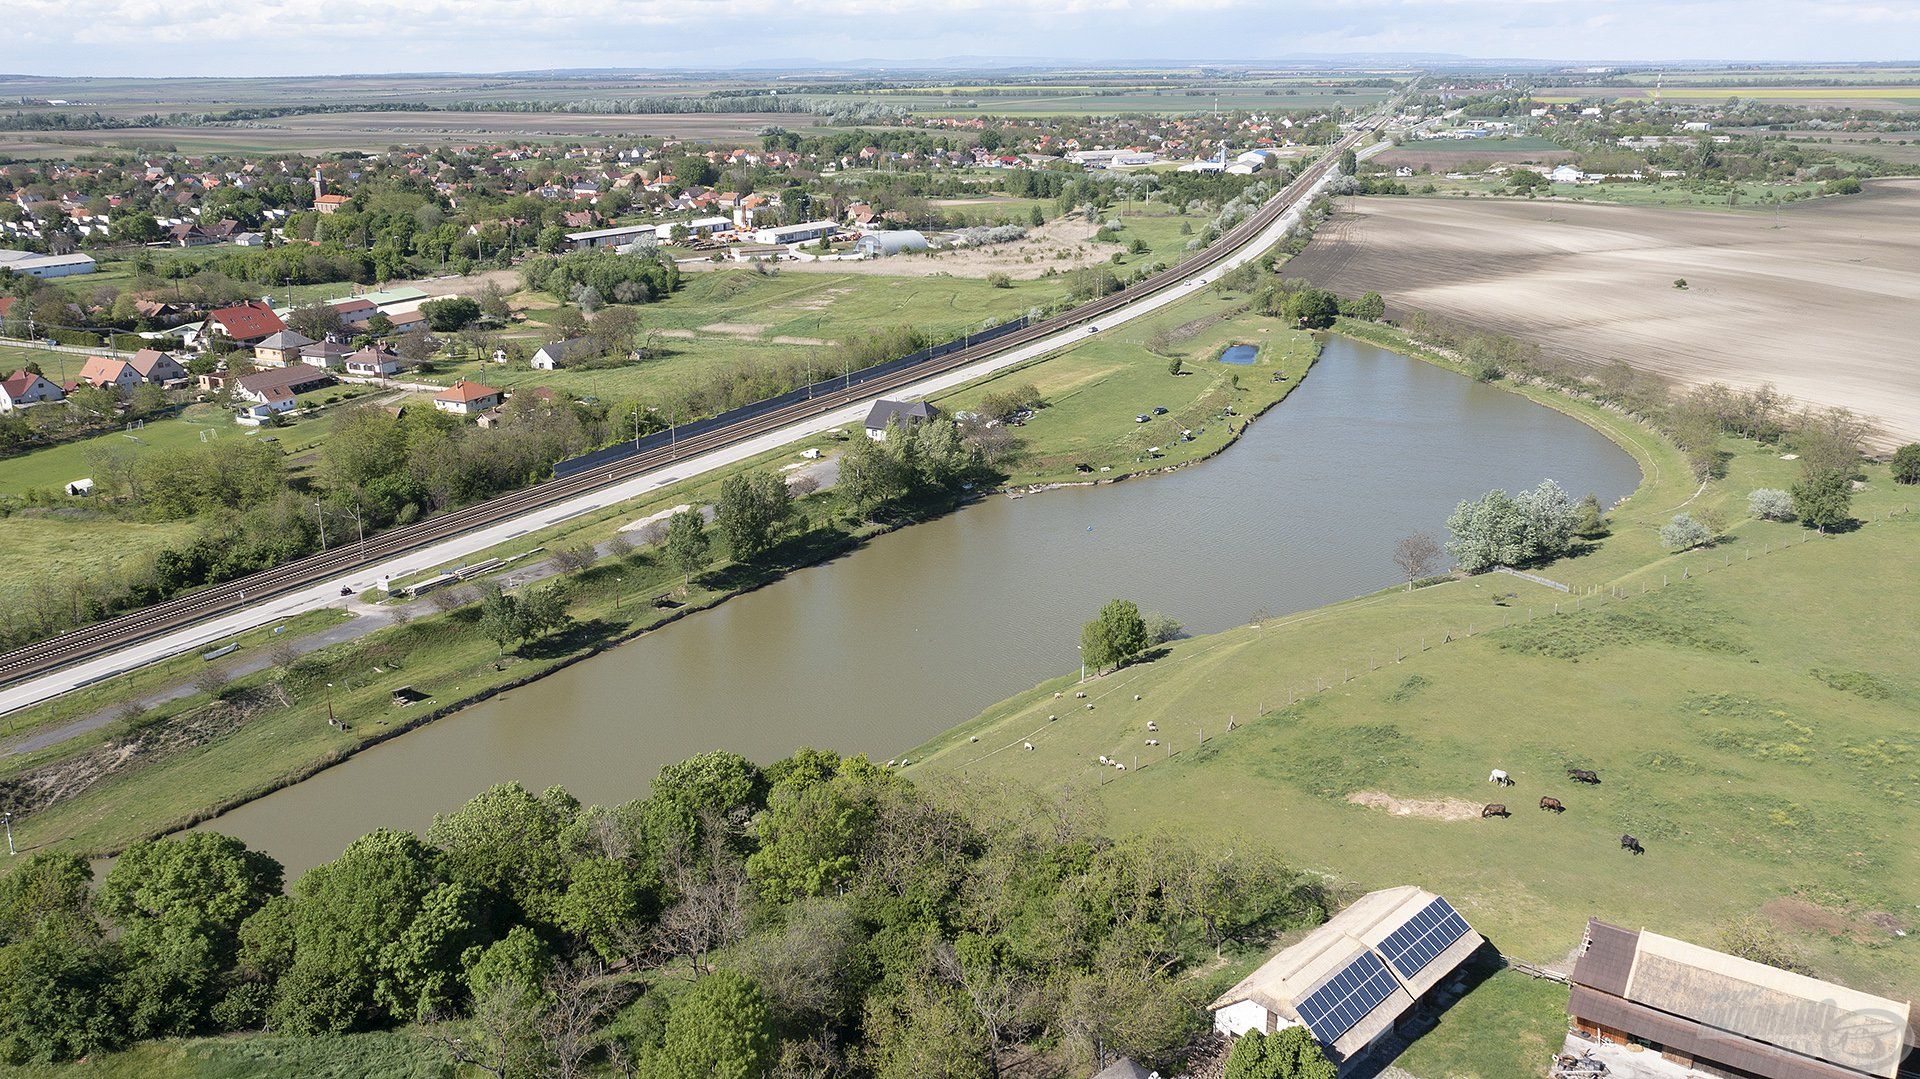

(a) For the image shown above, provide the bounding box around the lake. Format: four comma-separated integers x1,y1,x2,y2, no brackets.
202,336,1642,876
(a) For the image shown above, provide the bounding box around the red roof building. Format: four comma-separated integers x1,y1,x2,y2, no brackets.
202,301,286,345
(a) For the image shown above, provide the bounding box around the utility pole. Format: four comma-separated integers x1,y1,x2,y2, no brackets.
2,812,13,856
313,501,328,550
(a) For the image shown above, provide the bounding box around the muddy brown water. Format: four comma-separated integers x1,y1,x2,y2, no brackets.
200,337,1641,877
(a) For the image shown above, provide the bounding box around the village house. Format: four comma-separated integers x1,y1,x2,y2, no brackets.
299,340,353,370
232,364,333,413
127,348,188,385
314,193,351,214
253,330,317,368
531,338,593,370
76,355,145,392
344,346,402,377
328,298,378,332
0,368,63,411
433,380,504,415
863,399,936,440
200,301,286,348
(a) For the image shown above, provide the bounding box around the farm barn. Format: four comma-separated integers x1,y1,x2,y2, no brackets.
1209,885,1486,1065
1568,919,1917,1079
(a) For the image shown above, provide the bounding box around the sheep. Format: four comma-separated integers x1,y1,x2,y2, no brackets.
1023,742,1035,751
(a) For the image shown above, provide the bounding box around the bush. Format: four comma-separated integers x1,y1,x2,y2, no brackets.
1660,513,1711,551
1892,442,1920,485
1747,488,1795,521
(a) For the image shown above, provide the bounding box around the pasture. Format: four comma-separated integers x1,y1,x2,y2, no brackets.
1374,136,1575,171
912,422,1920,1001
1284,184,1920,445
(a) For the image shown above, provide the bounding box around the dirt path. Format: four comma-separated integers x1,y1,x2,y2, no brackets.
1347,790,1488,822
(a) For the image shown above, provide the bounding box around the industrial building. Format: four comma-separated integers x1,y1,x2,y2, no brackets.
1209,885,1486,1064
751,220,839,246
0,249,96,279
1568,919,1916,1079
565,223,657,250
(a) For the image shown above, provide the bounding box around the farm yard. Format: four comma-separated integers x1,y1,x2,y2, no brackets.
912,403,1920,1002
1285,183,1920,445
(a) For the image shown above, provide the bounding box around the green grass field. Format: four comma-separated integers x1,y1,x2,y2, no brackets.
1404,177,1834,212
911,364,1920,1007
932,287,1317,485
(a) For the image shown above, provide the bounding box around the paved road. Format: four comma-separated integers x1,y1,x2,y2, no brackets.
0,141,1367,721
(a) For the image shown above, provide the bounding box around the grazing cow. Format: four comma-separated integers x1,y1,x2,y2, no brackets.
1539,796,1566,813
1568,768,1601,784
1488,769,1512,787
1482,803,1510,819
1620,834,1645,855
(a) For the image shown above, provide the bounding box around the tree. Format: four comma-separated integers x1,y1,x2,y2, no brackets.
1337,148,1358,175
478,588,526,654
1791,467,1853,533
1718,916,1807,974
1445,489,1524,573
1659,513,1711,551
287,303,344,342
715,472,795,563
1141,611,1182,646
420,296,481,333
1349,291,1386,321
557,859,651,964
663,509,710,594
1392,531,1443,590
477,280,513,322
651,971,774,1079
1748,488,1796,521
269,829,442,1035
98,833,283,1036
1281,288,1338,329
428,782,577,928
1080,599,1149,673
1223,1027,1337,1079
1575,492,1607,537
1508,170,1549,193
837,435,908,516
1891,443,1920,485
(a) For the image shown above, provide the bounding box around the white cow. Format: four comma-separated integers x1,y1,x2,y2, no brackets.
1488,769,1512,786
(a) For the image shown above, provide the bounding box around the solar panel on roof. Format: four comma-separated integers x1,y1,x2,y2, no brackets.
1378,897,1473,979
1295,951,1399,1042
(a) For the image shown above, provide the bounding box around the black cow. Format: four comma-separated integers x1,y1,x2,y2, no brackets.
1620,834,1645,855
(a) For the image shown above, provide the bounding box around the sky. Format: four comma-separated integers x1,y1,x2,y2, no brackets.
6,0,1920,78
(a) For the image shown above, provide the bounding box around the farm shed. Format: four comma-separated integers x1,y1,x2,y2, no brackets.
853,230,929,258
1208,885,1486,1064
1569,919,1916,1079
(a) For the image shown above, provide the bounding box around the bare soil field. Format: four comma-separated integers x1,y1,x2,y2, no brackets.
1288,184,1920,445
0,111,818,157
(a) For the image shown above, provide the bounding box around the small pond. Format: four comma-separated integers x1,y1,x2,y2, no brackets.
1218,343,1260,365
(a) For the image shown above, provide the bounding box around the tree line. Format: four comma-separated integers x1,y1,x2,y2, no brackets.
0,752,1330,1076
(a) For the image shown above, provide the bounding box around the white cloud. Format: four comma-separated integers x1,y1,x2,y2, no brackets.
6,0,1918,75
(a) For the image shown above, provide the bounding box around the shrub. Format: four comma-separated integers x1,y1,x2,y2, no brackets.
1747,488,1795,521
1660,513,1711,551
1892,443,1920,485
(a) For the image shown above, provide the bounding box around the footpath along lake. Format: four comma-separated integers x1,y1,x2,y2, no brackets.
205,337,1642,875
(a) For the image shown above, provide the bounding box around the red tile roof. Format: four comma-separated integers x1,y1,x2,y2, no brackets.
435,380,501,404
207,301,285,341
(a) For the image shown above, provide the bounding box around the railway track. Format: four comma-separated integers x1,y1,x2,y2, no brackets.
0,120,1377,692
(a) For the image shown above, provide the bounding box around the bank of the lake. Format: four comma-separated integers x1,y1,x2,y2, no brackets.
198,335,1640,877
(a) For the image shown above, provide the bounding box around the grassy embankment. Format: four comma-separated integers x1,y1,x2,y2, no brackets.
0,282,1319,860
911,322,1920,1016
